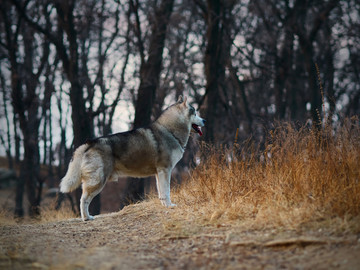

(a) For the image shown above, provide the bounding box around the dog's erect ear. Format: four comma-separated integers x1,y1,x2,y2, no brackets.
177,95,184,103
177,95,188,107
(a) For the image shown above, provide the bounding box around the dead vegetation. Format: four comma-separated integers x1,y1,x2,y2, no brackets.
177,118,360,232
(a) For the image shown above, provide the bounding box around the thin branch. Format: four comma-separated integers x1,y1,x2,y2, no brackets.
12,0,70,71
309,0,340,42
130,0,145,66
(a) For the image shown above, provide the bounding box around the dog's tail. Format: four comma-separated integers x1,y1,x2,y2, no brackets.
60,144,87,193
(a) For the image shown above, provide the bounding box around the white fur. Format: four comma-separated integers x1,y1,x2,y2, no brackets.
59,145,88,193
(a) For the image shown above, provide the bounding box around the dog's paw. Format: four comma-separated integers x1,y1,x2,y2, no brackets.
164,202,177,208
159,198,176,207
82,215,95,221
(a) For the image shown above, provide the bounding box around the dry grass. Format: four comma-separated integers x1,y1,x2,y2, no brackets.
0,209,17,226
36,204,77,223
177,117,360,232
0,204,76,225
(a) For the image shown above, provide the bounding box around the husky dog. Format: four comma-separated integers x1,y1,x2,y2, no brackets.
60,96,205,221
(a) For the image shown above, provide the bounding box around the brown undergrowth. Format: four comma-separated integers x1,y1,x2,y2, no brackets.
176,117,360,232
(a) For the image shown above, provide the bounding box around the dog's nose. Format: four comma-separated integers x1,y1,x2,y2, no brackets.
202,119,206,124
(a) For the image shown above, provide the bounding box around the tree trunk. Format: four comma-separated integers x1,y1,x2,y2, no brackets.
0,82,14,169
23,132,41,216
69,69,99,215
302,43,322,126
228,63,253,133
292,0,340,126
55,0,98,215
124,0,174,204
133,0,175,128
274,29,293,120
202,0,224,143
3,0,26,217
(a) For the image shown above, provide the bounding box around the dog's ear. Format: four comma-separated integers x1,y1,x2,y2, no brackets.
177,95,184,103
177,95,188,107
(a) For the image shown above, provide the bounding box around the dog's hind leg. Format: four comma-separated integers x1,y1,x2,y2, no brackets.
80,179,107,221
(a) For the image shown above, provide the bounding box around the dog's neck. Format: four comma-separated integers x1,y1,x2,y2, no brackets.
155,113,190,150
169,130,188,151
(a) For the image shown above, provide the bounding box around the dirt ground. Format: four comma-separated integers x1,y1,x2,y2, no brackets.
1,200,360,270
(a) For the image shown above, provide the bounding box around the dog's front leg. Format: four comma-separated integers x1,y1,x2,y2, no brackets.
156,169,176,207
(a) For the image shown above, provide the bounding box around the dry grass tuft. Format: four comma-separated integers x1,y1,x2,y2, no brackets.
0,209,18,226
36,204,77,223
0,204,76,225
177,118,360,232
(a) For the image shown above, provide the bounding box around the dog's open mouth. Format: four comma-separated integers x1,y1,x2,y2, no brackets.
192,124,203,136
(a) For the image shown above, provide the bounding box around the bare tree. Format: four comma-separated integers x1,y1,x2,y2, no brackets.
1,0,53,216
194,0,235,143
13,0,127,215
0,72,14,169
118,0,175,204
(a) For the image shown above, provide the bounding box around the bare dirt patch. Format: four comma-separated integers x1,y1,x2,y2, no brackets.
1,200,359,270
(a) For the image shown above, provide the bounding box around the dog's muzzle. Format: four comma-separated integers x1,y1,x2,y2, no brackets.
192,119,205,136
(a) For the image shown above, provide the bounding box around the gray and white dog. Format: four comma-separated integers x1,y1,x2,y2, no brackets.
60,96,205,221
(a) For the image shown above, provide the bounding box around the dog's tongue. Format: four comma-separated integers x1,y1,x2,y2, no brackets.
192,124,203,136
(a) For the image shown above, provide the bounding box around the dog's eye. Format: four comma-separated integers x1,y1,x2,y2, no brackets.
189,106,195,114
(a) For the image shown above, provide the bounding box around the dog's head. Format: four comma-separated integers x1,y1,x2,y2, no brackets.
176,95,205,136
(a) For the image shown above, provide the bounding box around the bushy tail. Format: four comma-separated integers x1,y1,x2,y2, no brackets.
60,144,87,193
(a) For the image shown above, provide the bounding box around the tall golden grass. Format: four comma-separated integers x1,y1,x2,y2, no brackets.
177,117,360,231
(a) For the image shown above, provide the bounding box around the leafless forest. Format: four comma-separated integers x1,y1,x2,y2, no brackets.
0,0,359,218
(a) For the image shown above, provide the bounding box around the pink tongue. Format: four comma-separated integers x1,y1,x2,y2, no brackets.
192,124,203,136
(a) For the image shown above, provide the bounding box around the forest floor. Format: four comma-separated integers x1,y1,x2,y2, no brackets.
1,199,360,270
